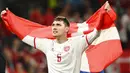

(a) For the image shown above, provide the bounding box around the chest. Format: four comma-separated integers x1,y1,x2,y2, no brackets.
46,42,77,64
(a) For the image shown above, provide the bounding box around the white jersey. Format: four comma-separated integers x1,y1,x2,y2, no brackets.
22,29,98,73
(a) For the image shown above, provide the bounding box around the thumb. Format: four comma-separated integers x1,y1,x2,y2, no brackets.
6,8,8,10
1,10,7,17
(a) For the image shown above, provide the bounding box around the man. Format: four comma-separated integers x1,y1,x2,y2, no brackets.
22,16,99,73
1,9,99,73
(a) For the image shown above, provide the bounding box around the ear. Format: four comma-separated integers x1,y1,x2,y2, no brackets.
65,27,69,33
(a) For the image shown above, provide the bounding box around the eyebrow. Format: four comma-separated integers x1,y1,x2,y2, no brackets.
52,23,61,26
52,23,54,26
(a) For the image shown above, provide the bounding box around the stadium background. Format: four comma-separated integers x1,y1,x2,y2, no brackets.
0,0,129,73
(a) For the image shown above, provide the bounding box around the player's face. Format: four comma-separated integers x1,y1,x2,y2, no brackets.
52,21,69,37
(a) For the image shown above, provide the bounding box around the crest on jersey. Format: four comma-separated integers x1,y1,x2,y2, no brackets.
64,46,70,52
52,48,54,51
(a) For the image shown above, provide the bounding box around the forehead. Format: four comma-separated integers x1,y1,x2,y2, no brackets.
52,21,64,25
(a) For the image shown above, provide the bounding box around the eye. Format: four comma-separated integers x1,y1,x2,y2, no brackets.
52,24,54,26
56,24,61,26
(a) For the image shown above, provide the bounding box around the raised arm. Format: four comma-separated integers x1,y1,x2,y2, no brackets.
1,9,44,39
1,9,51,53
22,35,51,53
22,35,35,48
86,29,99,45
72,28,99,54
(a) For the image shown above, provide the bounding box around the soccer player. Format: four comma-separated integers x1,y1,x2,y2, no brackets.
1,10,100,73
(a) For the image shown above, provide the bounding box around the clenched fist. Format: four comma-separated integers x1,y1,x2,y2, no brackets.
1,8,8,17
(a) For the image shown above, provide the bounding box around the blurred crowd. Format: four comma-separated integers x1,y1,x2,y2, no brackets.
0,0,129,73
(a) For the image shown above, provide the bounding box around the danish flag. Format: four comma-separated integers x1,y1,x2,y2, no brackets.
1,1,123,72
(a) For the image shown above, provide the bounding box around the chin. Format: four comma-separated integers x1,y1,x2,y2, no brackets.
52,34,58,37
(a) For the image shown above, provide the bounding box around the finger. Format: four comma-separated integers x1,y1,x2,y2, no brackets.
104,1,110,11
6,7,8,10
1,10,7,17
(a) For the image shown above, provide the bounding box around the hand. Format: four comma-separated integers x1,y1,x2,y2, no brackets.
104,1,110,12
1,8,8,17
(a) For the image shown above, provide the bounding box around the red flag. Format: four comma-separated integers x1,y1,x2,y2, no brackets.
1,1,123,72
1,11,46,39
1,10,78,39
80,2,123,72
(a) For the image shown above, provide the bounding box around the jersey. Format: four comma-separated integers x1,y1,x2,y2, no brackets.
22,29,98,73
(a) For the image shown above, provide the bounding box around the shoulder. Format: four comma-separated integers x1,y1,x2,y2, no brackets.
36,37,52,41
69,35,85,39
35,37,53,45
69,35,86,42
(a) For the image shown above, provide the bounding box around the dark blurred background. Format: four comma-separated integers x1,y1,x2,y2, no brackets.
0,0,129,73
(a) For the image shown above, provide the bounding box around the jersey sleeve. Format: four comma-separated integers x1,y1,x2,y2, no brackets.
22,35,52,53
87,28,99,44
73,29,99,53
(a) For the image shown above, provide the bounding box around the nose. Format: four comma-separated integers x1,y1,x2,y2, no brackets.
53,28,57,30
52,26,57,30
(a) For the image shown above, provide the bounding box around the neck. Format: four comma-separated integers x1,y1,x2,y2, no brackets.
55,35,68,44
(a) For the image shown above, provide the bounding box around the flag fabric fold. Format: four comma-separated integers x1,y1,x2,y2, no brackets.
1,1,123,72
80,1,123,72
1,10,78,39
1,10,45,39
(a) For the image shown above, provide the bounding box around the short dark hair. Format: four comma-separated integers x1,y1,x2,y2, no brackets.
54,16,70,27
